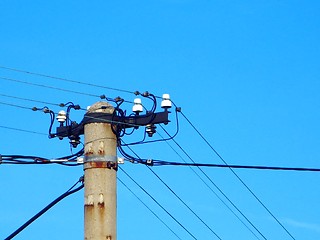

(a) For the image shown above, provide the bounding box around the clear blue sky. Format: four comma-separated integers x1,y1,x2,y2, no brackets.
1,1,320,239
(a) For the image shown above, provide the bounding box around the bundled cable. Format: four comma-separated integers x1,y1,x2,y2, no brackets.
4,176,84,240
0,148,84,166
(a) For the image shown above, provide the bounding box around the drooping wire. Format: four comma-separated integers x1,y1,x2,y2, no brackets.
0,101,60,139
0,93,61,108
179,111,296,240
63,102,79,126
1,148,84,166
155,126,268,240
152,160,320,172
147,165,222,239
4,176,84,240
0,90,176,148
122,141,222,239
40,107,55,138
0,100,33,110
0,125,47,136
119,166,198,240
154,130,262,240
0,100,56,138
118,177,183,240
0,76,101,98
0,98,84,141
121,107,180,146
0,65,135,94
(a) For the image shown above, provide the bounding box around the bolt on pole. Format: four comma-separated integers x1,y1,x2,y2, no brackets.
83,102,117,240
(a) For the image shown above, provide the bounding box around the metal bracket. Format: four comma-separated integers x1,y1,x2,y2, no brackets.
55,111,170,139
84,155,117,163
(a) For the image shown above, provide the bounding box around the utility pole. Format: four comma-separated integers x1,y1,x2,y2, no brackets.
53,94,172,239
83,102,117,240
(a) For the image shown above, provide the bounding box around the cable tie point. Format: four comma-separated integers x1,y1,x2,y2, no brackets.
43,107,50,113
117,157,125,164
114,96,123,102
146,159,154,166
79,176,84,183
77,156,84,164
142,91,149,97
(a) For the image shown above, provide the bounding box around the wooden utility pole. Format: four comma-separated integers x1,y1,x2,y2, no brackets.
83,102,117,240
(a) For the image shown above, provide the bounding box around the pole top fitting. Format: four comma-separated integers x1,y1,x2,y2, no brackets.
87,101,114,114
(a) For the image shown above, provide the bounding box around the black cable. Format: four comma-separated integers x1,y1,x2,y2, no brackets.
122,108,180,146
57,148,84,160
123,143,222,239
0,93,61,108
0,125,47,136
0,65,135,94
0,100,33,110
119,166,198,240
154,131,261,240
147,165,222,239
118,177,183,240
4,176,84,240
0,76,100,98
159,128,268,240
180,111,296,240
1,148,84,166
154,161,320,172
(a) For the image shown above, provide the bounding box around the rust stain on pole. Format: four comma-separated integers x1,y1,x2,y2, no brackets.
84,102,117,240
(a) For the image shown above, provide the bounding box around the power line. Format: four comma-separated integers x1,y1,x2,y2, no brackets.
159,126,268,240
122,142,222,239
0,125,47,136
155,130,262,240
151,160,320,172
0,66,295,238
0,93,61,107
0,76,100,98
118,177,183,240
119,166,198,240
0,66,165,101
0,100,33,110
180,111,296,240
146,165,223,239
0,65,134,94
4,176,84,240
1,149,84,166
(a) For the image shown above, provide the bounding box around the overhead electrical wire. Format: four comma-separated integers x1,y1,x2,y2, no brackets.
146,165,222,240
179,111,296,240
1,148,84,166
0,93,61,108
158,126,268,240
0,125,47,136
119,166,198,240
0,65,135,94
118,177,183,240
4,176,84,240
0,100,33,110
0,65,296,238
152,160,320,172
122,142,222,240
0,76,101,98
155,130,262,240
121,108,180,146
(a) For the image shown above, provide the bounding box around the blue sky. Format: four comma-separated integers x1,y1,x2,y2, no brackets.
1,0,320,239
